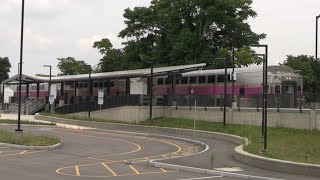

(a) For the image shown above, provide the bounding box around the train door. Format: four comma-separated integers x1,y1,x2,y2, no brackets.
281,81,297,108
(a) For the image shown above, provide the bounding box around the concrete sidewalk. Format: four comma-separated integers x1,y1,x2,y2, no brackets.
0,114,35,121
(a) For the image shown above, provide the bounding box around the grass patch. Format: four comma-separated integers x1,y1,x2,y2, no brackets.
139,117,320,164
0,119,55,126
39,113,130,124
0,130,60,146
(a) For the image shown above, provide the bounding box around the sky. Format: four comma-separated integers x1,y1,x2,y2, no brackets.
0,0,320,77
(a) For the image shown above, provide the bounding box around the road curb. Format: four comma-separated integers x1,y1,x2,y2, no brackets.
0,142,62,150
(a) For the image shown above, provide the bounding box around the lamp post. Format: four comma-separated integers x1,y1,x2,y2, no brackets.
16,0,25,132
316,15,320,61
251,44,268,151
216,58,227,126
43,65,52,113
254,54,266,137
146,61,154,121
232,46,235,106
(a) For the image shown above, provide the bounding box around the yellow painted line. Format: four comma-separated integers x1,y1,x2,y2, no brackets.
55,129,185,177
128,164,140,174
75,166,80,176
102,163,117,176
160,168,167,172
57,169,175,178
85,130,183,160
54,130,142,160
19,150,28,154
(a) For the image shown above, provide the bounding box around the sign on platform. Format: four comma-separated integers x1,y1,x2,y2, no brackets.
49,95,55,105
98,90,104,105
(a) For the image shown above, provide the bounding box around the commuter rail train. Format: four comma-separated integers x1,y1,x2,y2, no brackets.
154,65,303,107
8,65,303,108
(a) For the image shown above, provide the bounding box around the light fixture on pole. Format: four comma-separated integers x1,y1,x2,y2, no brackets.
16,0,25,132
251,44,268,152
216,58,227,127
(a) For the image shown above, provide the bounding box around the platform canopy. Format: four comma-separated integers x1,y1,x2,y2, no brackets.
2,63,206,85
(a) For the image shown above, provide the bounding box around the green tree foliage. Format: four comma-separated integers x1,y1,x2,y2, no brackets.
119,0,265,68
95,0,265,72
282,55,320,102
93,38,126,72
57,57,91,75
0,57,11,83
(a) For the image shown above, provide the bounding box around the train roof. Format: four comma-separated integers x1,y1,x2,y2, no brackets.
182,65,295,76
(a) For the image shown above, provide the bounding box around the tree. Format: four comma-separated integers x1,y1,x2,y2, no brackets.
0,57,11,83
93,39,127,72
57,57,91,75
118,0,265,69
282,55,320,103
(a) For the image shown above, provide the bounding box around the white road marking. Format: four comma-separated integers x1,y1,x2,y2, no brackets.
214,167,243,172
178,176,223,180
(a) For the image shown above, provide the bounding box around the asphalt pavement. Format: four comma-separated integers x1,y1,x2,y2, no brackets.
0,125,239,180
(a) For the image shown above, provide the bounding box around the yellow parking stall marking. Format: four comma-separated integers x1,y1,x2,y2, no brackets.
54,130,142,160
75,166,80,176
160,168,167,172
128,164,140,174
102,163,117,176
19,150,28,154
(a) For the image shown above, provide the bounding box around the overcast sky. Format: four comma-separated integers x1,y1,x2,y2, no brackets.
1,0,320,77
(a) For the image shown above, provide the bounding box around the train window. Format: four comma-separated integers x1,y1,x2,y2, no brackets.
275,85,281,94
165,77,171,85
189,76,197,84
103,81,114,87
99,82,103,88
198,76,206,84
208,75,216,84
240,88,245,96
93,82,98,88
181,77,188,84
176,78,180,84
110,81,115,87
157,78,164,85
217,75,225,83
297,85,302,92
103,81,108,87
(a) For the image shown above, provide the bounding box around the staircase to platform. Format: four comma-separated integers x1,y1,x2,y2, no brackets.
7,97,46,115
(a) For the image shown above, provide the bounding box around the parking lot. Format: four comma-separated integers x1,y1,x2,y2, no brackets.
0,125,240,180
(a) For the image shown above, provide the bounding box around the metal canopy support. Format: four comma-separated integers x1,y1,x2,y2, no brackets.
107,80,111,96
60,82,64,97
1,84,4,110
74,82,77,96
36,82,40,98
26,83,29,98
126,78,130,95
171,74,177,106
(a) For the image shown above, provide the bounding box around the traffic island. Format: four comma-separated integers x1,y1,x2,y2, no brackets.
0,130,62,150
